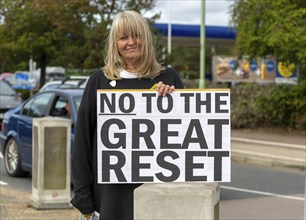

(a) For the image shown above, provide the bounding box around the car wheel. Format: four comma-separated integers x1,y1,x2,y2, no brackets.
4,138,29,177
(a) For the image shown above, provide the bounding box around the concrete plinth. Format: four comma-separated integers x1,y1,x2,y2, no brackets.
31,117,71,209
134,182,219,220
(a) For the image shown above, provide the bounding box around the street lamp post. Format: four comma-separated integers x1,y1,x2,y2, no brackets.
167,1,172,56
199,0,206,88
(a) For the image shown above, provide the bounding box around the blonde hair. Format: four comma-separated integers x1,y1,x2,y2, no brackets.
102,10,164,80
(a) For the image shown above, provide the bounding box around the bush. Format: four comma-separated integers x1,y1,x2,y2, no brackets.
257,81,306,130
232,81,306,131
230,83,273,129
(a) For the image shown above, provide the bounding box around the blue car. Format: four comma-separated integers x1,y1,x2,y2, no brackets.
0,88,83,177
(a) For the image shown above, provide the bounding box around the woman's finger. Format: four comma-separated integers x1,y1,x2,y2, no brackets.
162,85,171,96
155,81,176,96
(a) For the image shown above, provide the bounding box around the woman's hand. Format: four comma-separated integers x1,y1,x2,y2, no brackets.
156,81,175,96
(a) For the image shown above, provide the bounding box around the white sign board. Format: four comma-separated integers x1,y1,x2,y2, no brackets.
97,90,231,183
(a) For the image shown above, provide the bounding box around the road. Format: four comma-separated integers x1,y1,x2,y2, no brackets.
0,153,32,192
220,163,304,219
1,151,304,219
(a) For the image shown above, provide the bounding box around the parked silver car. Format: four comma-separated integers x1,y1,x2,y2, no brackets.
39,76,89,92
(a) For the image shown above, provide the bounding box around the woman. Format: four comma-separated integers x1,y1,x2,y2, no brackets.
71,10,184,220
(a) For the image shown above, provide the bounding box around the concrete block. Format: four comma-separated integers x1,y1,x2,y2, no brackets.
31,117,71,209
134,182,219,220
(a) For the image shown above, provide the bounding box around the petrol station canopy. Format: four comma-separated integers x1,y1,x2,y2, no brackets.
154,23,236,49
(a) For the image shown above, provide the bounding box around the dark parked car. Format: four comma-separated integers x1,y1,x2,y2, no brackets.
0,80,22,126
0,88,83,177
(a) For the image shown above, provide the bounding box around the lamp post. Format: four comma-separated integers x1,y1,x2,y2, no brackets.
167,1,172,55
199,0,206,88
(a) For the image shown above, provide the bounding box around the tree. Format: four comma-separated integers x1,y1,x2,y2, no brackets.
230,0,306,77
0,0,89,87
0,0,158,87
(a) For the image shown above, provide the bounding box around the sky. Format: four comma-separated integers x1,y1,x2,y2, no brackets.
146,0,235,26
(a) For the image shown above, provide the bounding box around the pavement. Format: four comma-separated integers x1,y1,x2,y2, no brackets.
231,128,306,172
0,128,305,220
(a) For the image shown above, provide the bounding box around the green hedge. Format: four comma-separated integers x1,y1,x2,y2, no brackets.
231,82,306,131
256,82,306,130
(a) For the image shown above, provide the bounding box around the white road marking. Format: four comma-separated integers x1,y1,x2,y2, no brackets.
0,152,3,159
0,181,8,185
221,185,304,201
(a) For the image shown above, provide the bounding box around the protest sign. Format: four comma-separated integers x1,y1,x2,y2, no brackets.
97,89,230,183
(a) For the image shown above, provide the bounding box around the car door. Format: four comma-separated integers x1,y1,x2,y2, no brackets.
18,93,53,169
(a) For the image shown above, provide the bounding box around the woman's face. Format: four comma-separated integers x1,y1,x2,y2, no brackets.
117,33,142,63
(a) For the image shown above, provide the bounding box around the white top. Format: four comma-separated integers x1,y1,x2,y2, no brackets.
109,70,138,87
119,69,138,79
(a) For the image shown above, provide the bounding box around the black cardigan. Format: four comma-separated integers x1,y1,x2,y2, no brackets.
70,68,184,220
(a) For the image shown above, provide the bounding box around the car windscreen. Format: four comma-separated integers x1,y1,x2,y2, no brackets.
0,81,16,95
21,93,53,117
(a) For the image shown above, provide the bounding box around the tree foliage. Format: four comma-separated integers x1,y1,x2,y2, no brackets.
0,0,158,87
230,0,306,72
